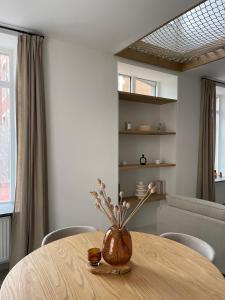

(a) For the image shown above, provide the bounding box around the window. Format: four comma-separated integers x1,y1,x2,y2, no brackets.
118,74,131,92
0,51,16,203
118,74,157,96
215,86,225,178
1,113,6,124
134,77,157,96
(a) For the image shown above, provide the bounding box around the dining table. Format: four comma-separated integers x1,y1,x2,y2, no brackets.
1,231,225,300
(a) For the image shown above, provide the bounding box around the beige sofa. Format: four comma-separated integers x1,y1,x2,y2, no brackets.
157,195,225,274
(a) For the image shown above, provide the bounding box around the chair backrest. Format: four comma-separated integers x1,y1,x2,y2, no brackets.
160,232,215,262
41,226,97,246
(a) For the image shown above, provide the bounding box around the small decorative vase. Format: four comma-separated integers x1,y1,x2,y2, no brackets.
140,154,147,165
102,226,132,265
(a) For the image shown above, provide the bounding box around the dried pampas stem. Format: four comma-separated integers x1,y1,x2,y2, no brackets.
99,182,118,226
121,202,130,225
121,185,156,229
90,179,156,229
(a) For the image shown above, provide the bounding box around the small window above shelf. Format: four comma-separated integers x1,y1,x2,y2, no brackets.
119,91,177,105
119,130,176,135
119,163,176,171
124,193,167,203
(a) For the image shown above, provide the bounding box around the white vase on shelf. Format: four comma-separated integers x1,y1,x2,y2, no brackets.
135,181,147,199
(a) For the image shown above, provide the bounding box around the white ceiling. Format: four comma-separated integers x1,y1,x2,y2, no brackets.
0,0,202,53
216,86,225,96
0,32,17,49
188,58,225,82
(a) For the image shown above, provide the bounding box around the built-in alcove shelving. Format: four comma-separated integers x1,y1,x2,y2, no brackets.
118,62,177,232
119,91,177,105
119,90,177,201
119,130,176,135
124,194,167,203
119,163,176,171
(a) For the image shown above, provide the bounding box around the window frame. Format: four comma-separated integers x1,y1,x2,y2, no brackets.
0,48,16,204
215,95,220,174
117,73,157,96
133,76,157,96
118,73,131,93
1,112,6,124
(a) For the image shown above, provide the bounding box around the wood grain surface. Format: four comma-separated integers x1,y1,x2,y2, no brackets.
119,130,176,135
1,231,225,300
87,262,131,275
119,163,176,171
118,91,177,105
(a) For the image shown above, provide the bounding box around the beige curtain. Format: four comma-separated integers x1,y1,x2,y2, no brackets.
10,35,48,267
197,78,216,202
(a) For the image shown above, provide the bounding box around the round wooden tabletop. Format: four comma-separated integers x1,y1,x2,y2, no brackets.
1,231,225,300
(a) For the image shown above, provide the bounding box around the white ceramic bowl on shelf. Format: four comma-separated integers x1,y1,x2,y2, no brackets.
138,124,151,131
135,181,147,199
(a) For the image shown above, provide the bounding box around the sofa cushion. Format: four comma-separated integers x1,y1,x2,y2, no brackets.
167,195,225,222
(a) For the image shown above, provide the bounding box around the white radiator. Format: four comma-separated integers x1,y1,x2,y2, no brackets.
0,217,10,263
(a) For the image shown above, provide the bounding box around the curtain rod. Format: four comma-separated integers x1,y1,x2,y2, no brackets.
202,77,225,87
0,24,44,38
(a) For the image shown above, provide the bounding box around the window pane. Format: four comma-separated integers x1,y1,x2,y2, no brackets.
118,74,131,92
215,97,219,173
215,86,225,178
0,54,10,82
135,78,156,96
219,97,225,175
0,87,10,202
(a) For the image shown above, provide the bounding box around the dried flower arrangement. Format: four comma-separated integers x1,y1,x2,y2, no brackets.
90,179,157,229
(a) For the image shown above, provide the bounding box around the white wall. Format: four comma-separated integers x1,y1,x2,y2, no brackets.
44,38,118,231
176,73,201,196
44,41,203,233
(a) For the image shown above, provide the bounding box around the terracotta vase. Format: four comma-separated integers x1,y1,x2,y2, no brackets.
102,226,132,265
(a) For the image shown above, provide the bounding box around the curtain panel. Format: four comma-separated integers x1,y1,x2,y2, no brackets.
10,35,48,267
197,78,216,202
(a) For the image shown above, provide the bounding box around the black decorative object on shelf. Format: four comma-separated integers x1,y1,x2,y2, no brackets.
139,154,147,165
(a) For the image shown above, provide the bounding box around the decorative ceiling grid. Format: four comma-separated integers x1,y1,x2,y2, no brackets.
128,0,225,64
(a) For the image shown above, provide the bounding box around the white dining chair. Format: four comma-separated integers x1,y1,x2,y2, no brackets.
41,226,97,246
160,232,215,262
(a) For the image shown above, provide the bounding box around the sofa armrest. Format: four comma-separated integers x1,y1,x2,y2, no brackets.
166,195,225,222
157,205,225,274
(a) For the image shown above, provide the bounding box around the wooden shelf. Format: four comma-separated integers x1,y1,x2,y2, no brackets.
119,163,176,171
119,130,176,135
119,91,177,105
124,193,167,203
